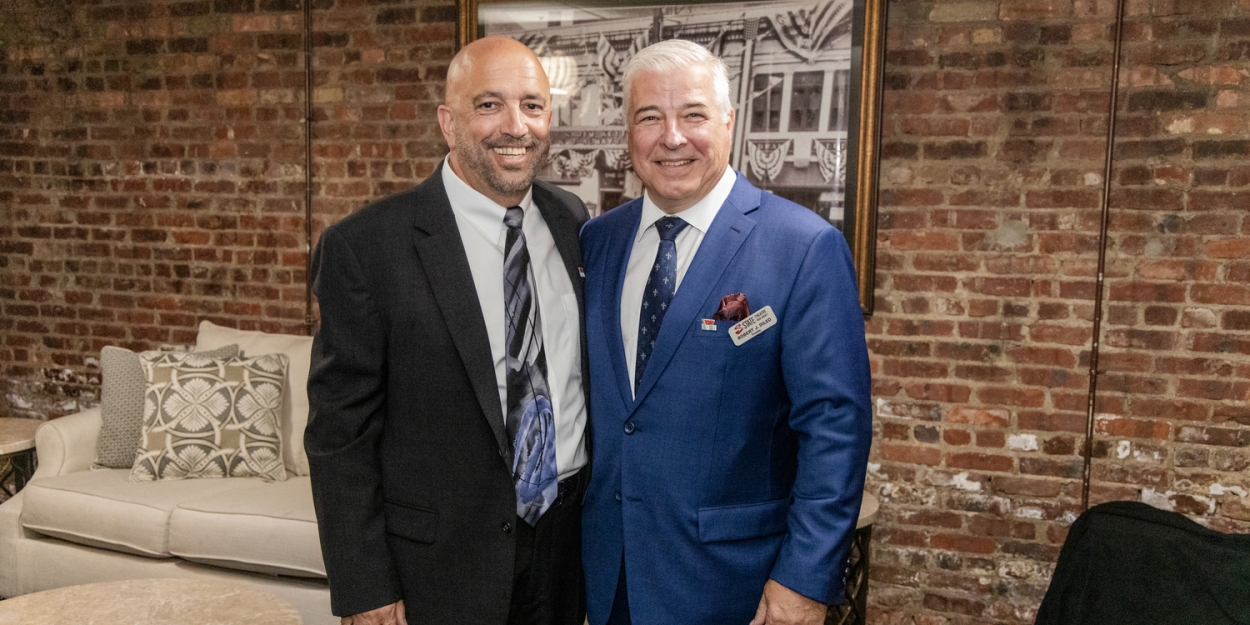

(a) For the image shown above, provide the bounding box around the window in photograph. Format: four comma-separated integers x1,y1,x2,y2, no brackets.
828,69,850,132
751,73,784,133
789,71,823,132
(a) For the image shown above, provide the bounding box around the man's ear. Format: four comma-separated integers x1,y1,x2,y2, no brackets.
437,104,456,150
724,106,735,133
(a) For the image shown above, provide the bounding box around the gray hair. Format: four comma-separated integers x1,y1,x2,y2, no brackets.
621,39,733,123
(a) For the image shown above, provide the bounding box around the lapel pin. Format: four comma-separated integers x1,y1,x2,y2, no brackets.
700,319,717,332
578,267,585,278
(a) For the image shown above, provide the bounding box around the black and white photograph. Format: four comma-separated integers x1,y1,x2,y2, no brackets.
462,0,885,309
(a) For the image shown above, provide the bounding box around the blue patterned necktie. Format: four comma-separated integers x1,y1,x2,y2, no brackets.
635,216,689,388
503,206,557,526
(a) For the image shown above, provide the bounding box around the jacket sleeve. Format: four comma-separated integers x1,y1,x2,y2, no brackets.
305,225,404,617
769,226,873,604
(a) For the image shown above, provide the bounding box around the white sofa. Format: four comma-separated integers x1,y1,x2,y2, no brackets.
0,322,335,625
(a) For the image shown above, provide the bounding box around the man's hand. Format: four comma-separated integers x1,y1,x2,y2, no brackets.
342,600,407,625
749,580,826,625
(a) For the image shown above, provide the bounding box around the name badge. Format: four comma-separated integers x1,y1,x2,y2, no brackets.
729,306,776,346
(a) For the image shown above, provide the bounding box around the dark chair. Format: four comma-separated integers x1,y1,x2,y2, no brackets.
1036,501,1250,625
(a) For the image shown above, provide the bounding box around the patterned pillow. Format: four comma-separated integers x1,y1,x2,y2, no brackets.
130,351,289,483
94,344,240,469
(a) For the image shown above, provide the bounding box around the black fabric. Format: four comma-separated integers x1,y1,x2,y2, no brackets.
508,469,588,625
306,164,590,622
1036,501,1250,625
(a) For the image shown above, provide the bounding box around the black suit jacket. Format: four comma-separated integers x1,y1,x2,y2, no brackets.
306,164,589,621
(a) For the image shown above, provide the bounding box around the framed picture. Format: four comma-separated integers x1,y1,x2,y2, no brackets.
458,0,885,313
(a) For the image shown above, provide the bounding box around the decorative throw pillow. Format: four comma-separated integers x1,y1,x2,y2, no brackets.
130,351,289,483
94,344,239,469
196,320,314,477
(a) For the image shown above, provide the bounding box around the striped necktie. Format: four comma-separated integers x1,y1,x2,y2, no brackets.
503,206,558,525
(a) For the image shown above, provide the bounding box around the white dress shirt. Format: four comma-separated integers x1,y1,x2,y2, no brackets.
442,159,588,480
621,165,738,393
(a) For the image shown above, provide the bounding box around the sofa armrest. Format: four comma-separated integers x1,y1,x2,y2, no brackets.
30,407,102,480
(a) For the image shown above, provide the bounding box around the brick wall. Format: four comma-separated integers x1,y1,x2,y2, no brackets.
1,0,1249,622
0,0,453,418
870,0,1250,622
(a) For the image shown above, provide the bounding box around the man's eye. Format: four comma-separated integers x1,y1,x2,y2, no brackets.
480,102,497,109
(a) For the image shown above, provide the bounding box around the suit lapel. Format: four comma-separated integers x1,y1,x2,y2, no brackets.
629,177,760,412
410,167,509,460
603,201,643,412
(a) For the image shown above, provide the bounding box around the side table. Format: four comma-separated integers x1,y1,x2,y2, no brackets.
0,418,41,498
827,491,880,625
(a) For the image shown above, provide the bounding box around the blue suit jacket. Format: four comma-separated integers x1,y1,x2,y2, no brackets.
580,173,873,625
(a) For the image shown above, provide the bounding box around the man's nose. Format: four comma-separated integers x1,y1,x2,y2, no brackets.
501,104,528,137
660,120,686,150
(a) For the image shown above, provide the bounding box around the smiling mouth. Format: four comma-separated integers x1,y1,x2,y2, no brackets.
656,159,693,167
493,147,528,156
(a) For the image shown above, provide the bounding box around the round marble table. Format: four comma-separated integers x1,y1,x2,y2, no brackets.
0,418,41,497
0,579,303,624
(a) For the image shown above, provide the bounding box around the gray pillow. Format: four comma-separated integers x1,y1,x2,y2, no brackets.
93,344,239,469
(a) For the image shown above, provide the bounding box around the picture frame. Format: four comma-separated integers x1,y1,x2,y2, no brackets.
458,0,885,313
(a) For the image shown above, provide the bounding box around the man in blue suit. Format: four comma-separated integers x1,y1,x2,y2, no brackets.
579,40,873,625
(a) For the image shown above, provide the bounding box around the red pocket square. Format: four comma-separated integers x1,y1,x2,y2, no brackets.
712,293,750,322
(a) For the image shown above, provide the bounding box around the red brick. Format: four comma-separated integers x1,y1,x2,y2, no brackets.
1176,425,1250,447
977,386,1046,407
905,383,972,403
890,231,962,251
944,429,972,445
992,476,1063,497
929,533,997,554
976,431,1006,448
1095,416,1171,440
1017,412,1087,433
1007,346,1078,368
896,509,964,529
1207,238,1250,259
1021,457,1084,479
880,444,943,466
967,516,1035,539
878,528,929,548
947,452,1014,472
1175,375,1245,400
947,407,1011,427
883,359,951,378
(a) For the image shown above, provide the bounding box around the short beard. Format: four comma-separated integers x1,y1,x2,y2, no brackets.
454,128,551,199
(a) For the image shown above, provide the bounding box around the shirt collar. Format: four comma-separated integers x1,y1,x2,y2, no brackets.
636,165,737,243
442,156,535,247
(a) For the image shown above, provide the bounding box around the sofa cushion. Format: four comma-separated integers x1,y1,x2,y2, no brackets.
20,469,253,557
131,351,289,484
168,476,325,578
94,344,239,469
196,321,313,477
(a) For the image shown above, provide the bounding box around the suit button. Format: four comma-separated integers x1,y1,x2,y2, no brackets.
502,521,513,534
615,491,622,502
623,421,636,434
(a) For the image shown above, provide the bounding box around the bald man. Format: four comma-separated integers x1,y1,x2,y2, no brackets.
307,36,590,625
